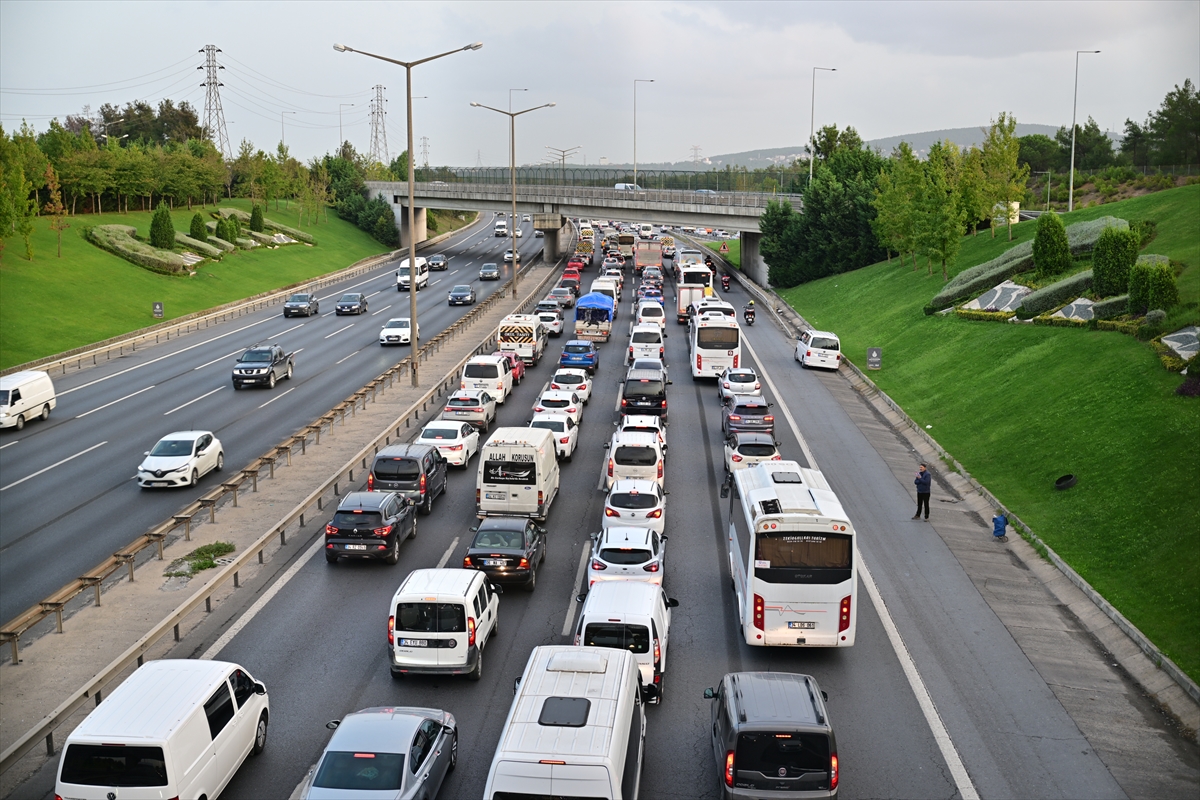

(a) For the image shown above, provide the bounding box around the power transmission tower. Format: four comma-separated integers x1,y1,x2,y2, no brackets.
690,145,703,164
475,150,484,168
368,85,389,165
419,136,430,169
199,45,231,160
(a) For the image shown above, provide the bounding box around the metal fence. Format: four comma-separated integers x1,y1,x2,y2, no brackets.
413,165,805,194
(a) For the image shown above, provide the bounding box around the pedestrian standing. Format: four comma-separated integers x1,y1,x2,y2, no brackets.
913,463,931,520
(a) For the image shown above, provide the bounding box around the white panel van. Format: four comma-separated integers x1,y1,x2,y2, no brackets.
388,568,500,681
55,660,268,800
483,646,646,799
495,219,509,237
396,256,429,291
574,581,679,704
477,427,560,521
0,370,56,430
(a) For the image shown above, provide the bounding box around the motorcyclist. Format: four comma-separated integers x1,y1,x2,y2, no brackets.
721,273,731,291
743,299,755,324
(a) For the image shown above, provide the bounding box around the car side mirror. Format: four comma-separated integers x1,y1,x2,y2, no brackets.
822,690,829,702
661,444,668,452
663,333,668,338
667,598,679,608
666,380,673,385
704,688,716,699
326,720,341,730
768,402,774,408
720,482,731,499
144,451,150,456
661,534,668,541
576,593,587,603
469,526,479,533
514,676,522,693
602,442,610,449
491,584,504,594
254,682,267,695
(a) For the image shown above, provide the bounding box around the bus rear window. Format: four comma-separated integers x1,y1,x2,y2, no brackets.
697,328,739,349
756,532,851,569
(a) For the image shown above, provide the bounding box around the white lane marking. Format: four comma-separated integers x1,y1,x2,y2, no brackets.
201,536,325,661
267,323,305,339
194,349,246,371
335,351,358,365
436,536,460,569
324,324,354,339
365,290,380,299
562,544,591,636
258,387,295,408
0,440,19,450
370,304,393,316
75,385,155,418
318,272,389,301
429,279,443,287
751,337,979,800
613,381,624,413
59,317,275,396
321,311,335,317
596,449,610,491
1,441,108,492
164,386,223,416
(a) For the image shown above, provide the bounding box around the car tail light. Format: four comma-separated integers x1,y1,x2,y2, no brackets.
446,444,464,451
836,354,842,361
732,453,744,462
538,490,544,507
696,354,702,371
518,557,529,569
367,474,374,491
754,382,761,390
560,437,570,444
646,508,662,519
605,507,620,517
475,489,480,505
725,751,735,787
653,637,661,666
607,459,614,477
460,382,465,389
772,454,783,460
839,595,851,632
806,350,813,357
325,524,338,536
534,405,544,412
629,347,634,357
574,632,581,645
764,415,774,423
373,525,392,538
468,617,476,647
659,346,664,357
729,414,742,421
733,354,739,368
753,593,765,630
591,559,607,570
643,561,659,573
496,381,503,390
419,473,427,495
388,615,394,646
723,382,730,389
463,556,473,568
831,753,839,790
657,460,663,479
551,383,561,389
621,398,628,408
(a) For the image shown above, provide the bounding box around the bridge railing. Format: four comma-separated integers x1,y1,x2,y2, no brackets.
413,165,807,193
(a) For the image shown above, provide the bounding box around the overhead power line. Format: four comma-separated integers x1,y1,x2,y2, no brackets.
200,45,231,160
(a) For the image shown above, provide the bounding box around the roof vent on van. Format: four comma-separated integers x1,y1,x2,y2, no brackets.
546,652,608,674
771,471,803,484
538,697,591,727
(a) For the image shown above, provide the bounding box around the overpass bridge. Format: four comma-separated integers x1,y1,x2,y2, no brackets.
365,180,803,285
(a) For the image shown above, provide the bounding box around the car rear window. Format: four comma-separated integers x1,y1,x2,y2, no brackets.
810,336,840,351
395,602,466,632
565,344,593,354
738,443,778,457
464,363,499,378
421,427,459,440
313,752,405,791
736,403,767,414
583,622,650,654
332,510,384,528
59,744,168,787
728,372,756,383
623,380,664,398
538,314,559,323
553,373,583,385
614,446,658,466
447,397,479,408
735,732,831,791
640,306,663,316
373,457,421,480
473,528,524,549
631,331,661,343
540,397,570,408
610,492,658,509
531,419,566,433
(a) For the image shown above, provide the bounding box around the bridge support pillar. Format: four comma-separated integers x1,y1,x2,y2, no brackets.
533,213,568,263
397,206,427,249
739,232,769,288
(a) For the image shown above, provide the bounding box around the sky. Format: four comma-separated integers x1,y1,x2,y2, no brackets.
2,1,1197,168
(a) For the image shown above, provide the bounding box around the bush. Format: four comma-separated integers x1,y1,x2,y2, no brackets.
1031,315,1090,329
250,204,264,232
234,237,259,249
1092,294,1129,320
1144,309,1167,325
1091,227,1140,297
1032,211,1071,279
149,203,175,249
206,236,236,253
214,218,232,243
189,212,207,244
87,224,188,274
954,309,1015,322
1128,254,1176,314
1017,269,1094,318
231,215,242,238
248,230,276,245
174,232,222,259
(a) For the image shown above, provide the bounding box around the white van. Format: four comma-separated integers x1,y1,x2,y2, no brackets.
638,223,654,240
627,324,665,364
0,370,56,430
461,355,514,404
396,256,429,291
575,581,678,704
604,431,665,489
796,328,843,370
614,183,643,192
635,300,666,330
590,278,620,305
55,660,268,800
495,219,509,238
498,314,549,366
483,646,646,800
388,568,500,681
477,427,560,521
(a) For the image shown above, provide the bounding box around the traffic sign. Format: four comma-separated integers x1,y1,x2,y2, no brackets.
153,302,164,319
719,242,729,254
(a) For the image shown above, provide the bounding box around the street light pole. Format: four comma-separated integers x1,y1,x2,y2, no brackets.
633,79,653,188
545,145,580,185
471,100,556,299
1033,169,1052,211
281,111,297,146
335,41,483,387
509,89,528,187
808,67,836,186
1068,50,1101,212
338,103,354,150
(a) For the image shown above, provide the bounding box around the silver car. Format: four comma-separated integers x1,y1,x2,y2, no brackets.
718,367,761,401
299,707,457,799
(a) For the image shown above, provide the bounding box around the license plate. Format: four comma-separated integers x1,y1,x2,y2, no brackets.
456,411,472,416
788,621,816,629
399,639,427,647
485,492,506,500
345,544,367,551
482,559,505,566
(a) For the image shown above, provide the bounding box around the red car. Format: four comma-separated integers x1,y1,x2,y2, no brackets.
562,268,581,282
567,257,586,272
492,350,526,385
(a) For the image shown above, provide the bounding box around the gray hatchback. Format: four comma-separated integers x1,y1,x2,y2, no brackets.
721,395,774,436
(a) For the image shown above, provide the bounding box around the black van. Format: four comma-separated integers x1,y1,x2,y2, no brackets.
368,444,448,515
621,368,671,418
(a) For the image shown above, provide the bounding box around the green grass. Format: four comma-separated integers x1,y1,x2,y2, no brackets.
0,199,389,368
704,239,741,268
778,184,1200,680
164,541,236,577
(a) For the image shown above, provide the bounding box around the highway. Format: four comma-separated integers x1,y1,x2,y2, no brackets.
0,214,541,622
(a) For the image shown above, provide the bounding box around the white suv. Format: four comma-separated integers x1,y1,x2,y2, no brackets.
604,431,665,489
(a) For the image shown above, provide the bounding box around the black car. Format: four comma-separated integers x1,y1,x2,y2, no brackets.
335,292,368,315
463,517,547,591
448,284,477,305
428,253,448,271
479,263,501,281
324,491,416,565
722,395,775,436
282,292,319,317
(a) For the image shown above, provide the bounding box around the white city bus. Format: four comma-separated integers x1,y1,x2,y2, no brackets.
689,313,741,379
728,460,857,647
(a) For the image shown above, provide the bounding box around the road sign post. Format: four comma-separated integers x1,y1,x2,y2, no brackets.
153,302,164,319
867,347,881,370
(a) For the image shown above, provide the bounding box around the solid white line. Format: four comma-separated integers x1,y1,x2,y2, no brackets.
194,347,248,371
613,382,624,413
164,386,223,416
75,385,155,418
324,324,354,339
562,544,592,636
429,279,443,287
0,440,19,450
371,304,394,316
739,335,817,468
335,351,358,365
267,323,305,338
1,441,108,492
365,290,380,299
257,387,296,408
201,537,324,661
436,536,460,569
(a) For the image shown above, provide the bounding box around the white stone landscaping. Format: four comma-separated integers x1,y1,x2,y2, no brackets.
179,251,205,266
961,280,1030,312
1162,326,1198,360
1052,298,1095,320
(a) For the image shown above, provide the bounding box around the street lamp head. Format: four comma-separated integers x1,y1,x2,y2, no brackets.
547,102,557,108
470,102,481,107
333,43,349,52
466,42,484,51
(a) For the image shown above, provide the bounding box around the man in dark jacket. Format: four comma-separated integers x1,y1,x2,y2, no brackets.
913,463,932,520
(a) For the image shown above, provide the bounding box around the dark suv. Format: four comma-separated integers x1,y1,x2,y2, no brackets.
368,444,449,515
722,395,774,436
621,368,670,418
282,292,319,317
324,491,416,565
704,672,838,798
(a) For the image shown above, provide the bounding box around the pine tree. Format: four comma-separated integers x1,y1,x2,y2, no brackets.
1031,211,1071,280
249,204,264,232
149,202,175,249
189,212,207,244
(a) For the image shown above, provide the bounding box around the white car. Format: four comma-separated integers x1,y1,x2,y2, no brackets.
602,268,624,290
504,249,520,263
717,367,761,401
629,357,668,383
723,431,783,474
441,390,498,431
550,368,591,404
602,479,667,535
537,310,565,337
379,317,419,346
137,431,224,488
529,413,579,461
635,300,666,330
587,525,667,588
616,414,666,447
418,421,480,467
795,329,843,370
515,228,524,238
532,390,583,426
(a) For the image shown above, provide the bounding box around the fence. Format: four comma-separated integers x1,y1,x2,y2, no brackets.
413,165,806,194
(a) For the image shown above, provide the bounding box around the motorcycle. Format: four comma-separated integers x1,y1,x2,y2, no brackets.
720,275,731,292
743,308,755,326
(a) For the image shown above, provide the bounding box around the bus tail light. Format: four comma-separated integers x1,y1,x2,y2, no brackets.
733,354,739,368
753,594,765,630
696,354,702,371
468,617,477,647
388,615,394,646
830,753,839,790
725,751,735,787
839,596,851,632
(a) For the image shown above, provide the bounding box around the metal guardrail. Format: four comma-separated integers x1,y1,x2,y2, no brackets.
0,240,568,778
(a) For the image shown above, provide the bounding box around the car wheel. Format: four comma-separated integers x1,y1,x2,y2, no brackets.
468,650,483,682
216,452,224,471
286,363,293,380
385,536,400,565
390,669,405,680
190,468,199,486
421,492,433,516
13,414,24,431
524,566,537,592
267,372,276,389
448,730,458,772
564,449,572,463
251,711,268,755
325,551,338,564
39,404,50,422
408,516,417,539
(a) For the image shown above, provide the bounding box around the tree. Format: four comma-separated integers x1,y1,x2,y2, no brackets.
43,163,69,257
957,147,990,236
1017,134,1060,171
981,112,1029,241
1146,79,1200,165
1054,116,1115,170
1031,211,1071,279
870,167,905,264
1091,227,1140,297
918,141,967,280
250,203,264,232
1120,119,1152,167
189,211,207,243
9,164,36,260
149,202,175,249
759,199,804,287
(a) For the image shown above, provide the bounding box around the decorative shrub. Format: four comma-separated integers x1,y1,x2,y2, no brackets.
1016,269,1094,318
954,309,1015,322
206,236,236,252
1031,315,1089,329
189,212,207,244
174,232,222,259
230,215,243,238
248,230,275,245
87,224,188,274
1032,211,1070,279
1095,319,1141,335
149,203,176,249
1144,309,1167,325
1091,227,1140,298
1091,294,1129,320
1150,337,1191,372
234,237,259,249
1128,254,1175,314
250,204,265,232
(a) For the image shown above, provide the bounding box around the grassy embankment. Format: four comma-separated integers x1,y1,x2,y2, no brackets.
778,184,1200,681
1,199,399,368
703,239,741,268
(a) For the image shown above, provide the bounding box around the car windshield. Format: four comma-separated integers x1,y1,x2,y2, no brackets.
738,443,777,457
338,294,360,302
313,751,406,791
332,509,384,528
385,320,410,328
288,294,310,302
531,419,566,433
473,528,524,549
373,457,420,480
452,285,471,293
464,364,499,378
735,732,831,789
240,350,271,362
421,427,459,440
149,439,194,457
610,492,658,509
810,336,840,351
395,602,465,632
59,744,168,787
553,373,583,385
482,264,497,270
583,622,650,654
614,446,657,466
447,397,480,407
565,344,593,354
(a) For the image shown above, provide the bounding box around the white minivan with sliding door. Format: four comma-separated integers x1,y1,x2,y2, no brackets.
388,568,500,682
0,370,56,430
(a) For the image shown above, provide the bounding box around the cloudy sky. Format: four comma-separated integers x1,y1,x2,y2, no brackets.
2,1,1196,167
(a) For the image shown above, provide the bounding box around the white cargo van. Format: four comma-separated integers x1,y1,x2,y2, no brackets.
388,568,500,681
55,660,268,800
638,223,654,240
498,314,549,366
0,370,56,430
574,581,678,704
477,427,560,521
495,219,509,237
462,355,514,404
483,646,646,800
395,256,429,291
627,324,665,364
590,278,620,304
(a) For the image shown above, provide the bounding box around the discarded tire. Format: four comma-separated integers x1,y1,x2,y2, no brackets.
1055,474,1077,490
